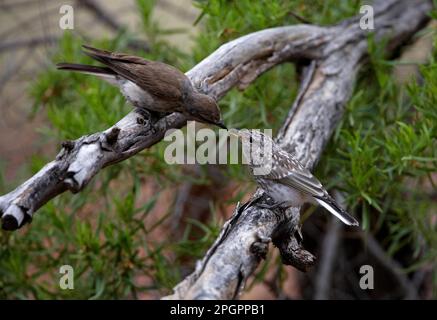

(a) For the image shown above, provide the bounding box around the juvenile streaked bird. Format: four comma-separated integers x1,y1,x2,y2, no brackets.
233,129,359,226
57,45,226,128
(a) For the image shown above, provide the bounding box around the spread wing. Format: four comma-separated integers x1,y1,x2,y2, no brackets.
264,149,326,198
82,45,187,102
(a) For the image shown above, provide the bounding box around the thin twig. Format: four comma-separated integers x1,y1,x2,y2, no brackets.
314,218,342,299
365,235,419,299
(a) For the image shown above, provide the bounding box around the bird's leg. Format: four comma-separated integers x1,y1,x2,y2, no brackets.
135,108,159,134
149,110,168,123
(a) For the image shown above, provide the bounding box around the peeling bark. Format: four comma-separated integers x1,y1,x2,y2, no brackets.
163,0,432,299
0,0,432,300
0,24,331,229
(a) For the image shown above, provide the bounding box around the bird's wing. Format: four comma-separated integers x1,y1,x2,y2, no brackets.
263,150,326,198
82,45,186,101
261,147,359,226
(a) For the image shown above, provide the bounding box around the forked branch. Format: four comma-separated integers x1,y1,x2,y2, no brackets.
0,0,432,300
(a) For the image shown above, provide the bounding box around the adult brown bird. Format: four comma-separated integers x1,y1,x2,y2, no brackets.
57,45,226,128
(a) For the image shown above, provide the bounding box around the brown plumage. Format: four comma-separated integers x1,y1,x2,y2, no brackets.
57,45,226,128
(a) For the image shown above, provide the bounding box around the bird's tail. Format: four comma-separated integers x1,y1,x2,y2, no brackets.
314,195,359,226
56,63,118,85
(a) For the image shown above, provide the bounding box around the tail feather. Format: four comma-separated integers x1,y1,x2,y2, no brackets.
82,45,148,65
314,196,359,226
82,45,113,56
56,63,118,85
56,63,115,75
82,49,112,66
82,45,127,64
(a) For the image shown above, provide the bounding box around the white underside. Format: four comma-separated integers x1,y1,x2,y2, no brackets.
92,72,154,108
86,71,119,86
119,81,154,108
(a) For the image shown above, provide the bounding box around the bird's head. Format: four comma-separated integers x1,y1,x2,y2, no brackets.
229,129,275,173
229,129,274,148
189,93,227,129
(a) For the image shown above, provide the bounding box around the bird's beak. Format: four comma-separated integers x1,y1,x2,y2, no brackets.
216,120,228,130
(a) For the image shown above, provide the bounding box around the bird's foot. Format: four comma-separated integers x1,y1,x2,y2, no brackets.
136,115,152,128
136,108,151,124
136,109,159,134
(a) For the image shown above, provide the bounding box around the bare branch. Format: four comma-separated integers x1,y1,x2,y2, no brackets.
76,0,123,32
0,24,330,229
314,192,345,300
0,0,432,300
164,0,432,300
0,36,58,53
0,36,149,53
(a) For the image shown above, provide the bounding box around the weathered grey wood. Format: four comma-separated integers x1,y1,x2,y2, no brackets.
164,0,432,299
0,0,432,299
0,24,330,228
